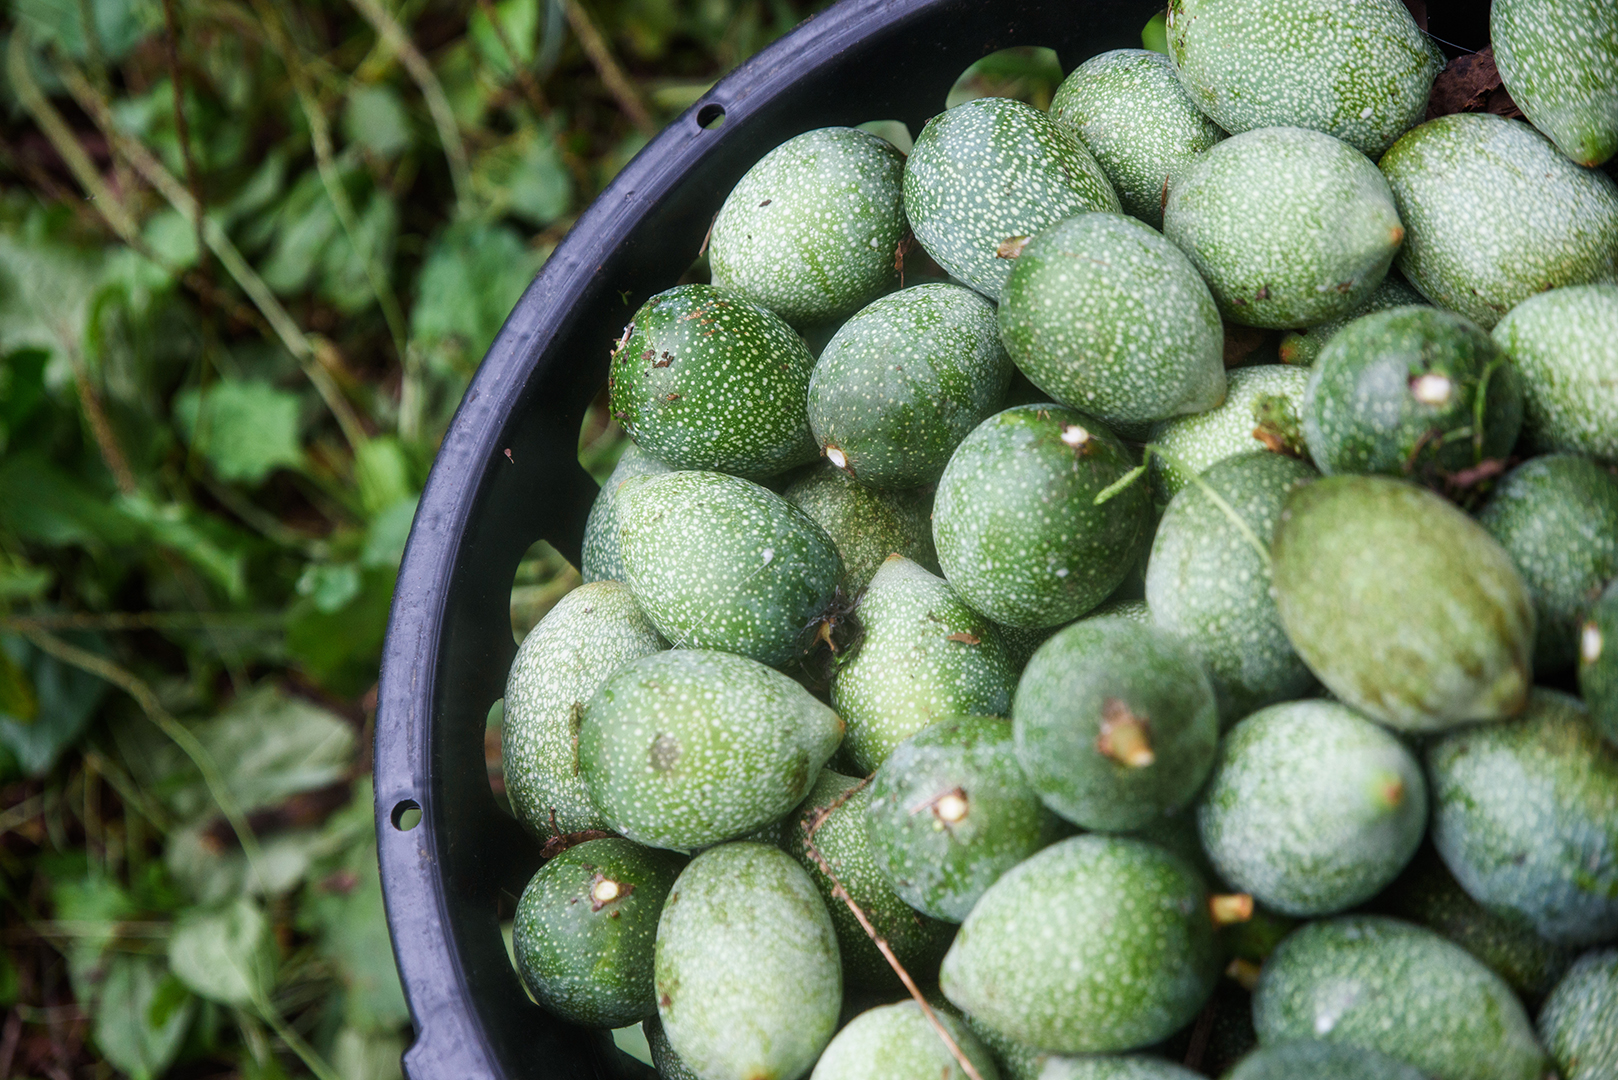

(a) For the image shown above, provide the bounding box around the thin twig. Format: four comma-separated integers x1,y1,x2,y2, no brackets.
799,780,986,1080
474,0,552,115
253,993,344,1080
343,0,473,212
66,347,138,494
561,0,657,137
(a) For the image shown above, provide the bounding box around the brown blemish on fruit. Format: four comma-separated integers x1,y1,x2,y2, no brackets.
996,235,1031,259
945,631,981,645
649,733,681,772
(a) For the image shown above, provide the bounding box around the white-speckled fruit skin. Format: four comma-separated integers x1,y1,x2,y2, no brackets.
1222,1040,1433,1080
608,284,819,480
1538,948,1618,1080
1196,700,1426,917
654,843,841,1080
807,282,1012,490
1271,475,1535,732
1165,0,1439,158
1146,452,1319,724
1426,689,1618,948
617,470,842,667
831,556,1015,775
1477,454,1618,672
998,213,1225,425
1163,126,1405,329
1148,365,1312,502
810,1000,999,1080
644,1014,702,1080
581,443,675,584
1253,916,1548,1080
1492,284,1618,462
1583,581,1618,747
1039,1054,1205,1080
940,835,1218,1054
933,405,1149,629
502,581,664,838
1492,0,1618,167
1278,274,1428,366
578,650,842,851
1049,49,1226,229
1379,114,1618,330
903,97,1120,302
708,127,909,327
781,465,937,596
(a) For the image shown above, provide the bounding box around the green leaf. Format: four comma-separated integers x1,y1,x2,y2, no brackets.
173,380,304,486
115,492,250,601
51,873,136,1001
142,208,201,270
167,896,276,1007
0,218,100,362
1142,11,1170,55
409,221,544,379
165,819,336,904
343,86,413,158
355,436,414,517
472,126,573,227
259,172,339,297
0,347,49,434
297,563,363,614
11,0,156,63
0,632,109,776
319,189,398,315
93,956,196,1080
333,1026,405,1080
0,453,137,550
360,497,418,569
469,0,539,75
285,567,396,696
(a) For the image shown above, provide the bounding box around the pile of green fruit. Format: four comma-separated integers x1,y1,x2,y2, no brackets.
498,0,1618,1077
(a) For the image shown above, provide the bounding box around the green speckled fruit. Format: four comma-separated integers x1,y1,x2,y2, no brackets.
810,1001,999,1080
579,650,843,851
1492,0,1618,167
1492,283,1618,462
644,1014,702,1080
1013,618,1219,832
782,769,956,990
654,843,840,1080
581,444,675,584
503,581,664,838
941,834,1219,1054
708,127,908,327
1478,454,1618,672
1582,580,1618,745
831,556,1016,774
1272,475,1534,731
1222,1041,1429,1080
1165,0,1439,158
1050,49,1226,229
1252,916,1548,1080
966,1015,1048,1080
864,715,1066,922
511,837,684,1026
998,213,1225,425
1196,700,1426,917
1538,949,1618,1080
807,283,1012,489
1426,689,1618,947
1148,366,1313,502
1379,113,1618,330
618,470,842,667
903,97,1120,301
1278,275,1427,367
933,405,1150,629
1146,452,1318,723
782,464,937,596
608,284,818,479
1302,305,1523,480
1041,1055,1203,1080
1163,127,1405,329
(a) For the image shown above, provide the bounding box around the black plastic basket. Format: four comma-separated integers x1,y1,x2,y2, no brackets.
372,0,1490,1076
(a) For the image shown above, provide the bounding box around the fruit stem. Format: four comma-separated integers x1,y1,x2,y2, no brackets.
1225,957,1262,991
1096,700,1155,767
1209,893,1254,927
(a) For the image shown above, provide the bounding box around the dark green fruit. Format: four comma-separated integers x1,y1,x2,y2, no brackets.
608,284,818,479
940,834,1219,1054
1477,453,1618,672
1222,1041,1429,1080
579,649,843,851
708,126,907,328
1492,0,1618,167
512,837,683,1027
809,1001,998,1080
807,283,1012,490
618,470,842,667
1581,579,1618,745
903,97,1120,301
864,715,1066,922
1278,275,1428,367
1537,948,1618,1080
1302,306,1522,481
654,843,840,1080
782,464,936,596
1013,617,1219,832
581,443,674,584
502,581,663,838
1253,916,1547,1080
1272,475,1534,731
933,405,1149,629
1196,700,1426,917
1425,688,1618,947
1145,451,1318,723
1493,284,1618,463
782,769,956,990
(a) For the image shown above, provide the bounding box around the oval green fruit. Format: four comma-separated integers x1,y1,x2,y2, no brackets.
1581,580,1618,746
810,1001,999,1080
782,464,937,596
1277,275,1427,367
581,444,675,584
1492,0,1618,167
1148,365,1312,502
1040,1055,1203,1080
1492,283,1618,462
1538,948,1618,1080
1222,1041,1430,1080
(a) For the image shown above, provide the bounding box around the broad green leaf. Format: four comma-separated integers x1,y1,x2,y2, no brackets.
470,0,539,75
220,149,290,229
165,819,336,903
354,436,413,516
0,454,139,550
472,126,572,227
333,1026,405,1080
167,897,275,1007
286,567,396,696
259,172,339,297
319,189,398,315
173,380,304,486
93,956,196,1080
115,492,249,601
0,632,109,776
0,347,49,432
0,218,100,361
11,0,155,62
0,551,53,602
297,563,363,614
51,873,136,1001
343,86,413,158
409,221,543,378
142,208,201,270
360,497,418,569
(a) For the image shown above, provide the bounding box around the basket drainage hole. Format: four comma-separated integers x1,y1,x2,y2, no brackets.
698,103,726,130
392,800,422,831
